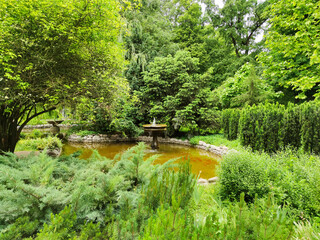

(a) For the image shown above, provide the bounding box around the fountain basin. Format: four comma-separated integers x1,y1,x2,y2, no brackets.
47,120,64,125
143,123,167,149
142,124,167,131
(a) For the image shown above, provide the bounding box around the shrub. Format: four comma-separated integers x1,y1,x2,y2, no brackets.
221,108,240,140
218,150,270,202
223,101,320,154
29,129,44,139
142,160,196,212
280,103,301,149
75,130,99,137
15,136,62,151
0,143,197,238
110,118,143,138
239,103,284,152
300,101,320,154
35,206,77,240
0,216,39,240
142,193,294,239
218,149,320,217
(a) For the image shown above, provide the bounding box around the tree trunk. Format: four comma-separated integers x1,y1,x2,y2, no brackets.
0,117,19,154
0,105,56,154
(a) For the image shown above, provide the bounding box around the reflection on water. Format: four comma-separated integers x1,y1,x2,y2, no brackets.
62,142,220,179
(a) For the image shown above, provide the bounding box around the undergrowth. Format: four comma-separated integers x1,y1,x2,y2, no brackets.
15,136,63,151
1,143,319,239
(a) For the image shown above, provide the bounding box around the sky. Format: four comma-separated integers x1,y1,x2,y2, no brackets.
215,0,224,7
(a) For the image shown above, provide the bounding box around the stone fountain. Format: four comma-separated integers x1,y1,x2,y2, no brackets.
143,118,167,150
47,120,64,135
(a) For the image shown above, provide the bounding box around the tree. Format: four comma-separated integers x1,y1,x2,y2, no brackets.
123,0,179,91
137,50,214,135
173,1,213,74
214,63,275,108
258,0,320,99
203,0,269,58
0,0,125,153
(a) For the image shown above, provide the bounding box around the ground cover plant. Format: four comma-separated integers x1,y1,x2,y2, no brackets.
1,143,320,239
15,137,62,152
189,134,242,150
0,143,196,239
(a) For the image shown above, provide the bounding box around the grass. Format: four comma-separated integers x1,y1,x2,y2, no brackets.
189,134,242,150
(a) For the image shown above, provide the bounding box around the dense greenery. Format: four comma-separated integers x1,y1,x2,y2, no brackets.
219,149,320,218
2,0,319,148
0,0,125,153
214,63,276,108
2,0,320,238
0,143,195,238
1,143,320,238
136,50,216,135
259,0,320,100
221,101,320,153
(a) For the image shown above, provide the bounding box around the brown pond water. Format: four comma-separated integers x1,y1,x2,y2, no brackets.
62,142,220,179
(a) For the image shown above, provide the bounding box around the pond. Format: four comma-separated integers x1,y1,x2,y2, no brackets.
62,142,220,179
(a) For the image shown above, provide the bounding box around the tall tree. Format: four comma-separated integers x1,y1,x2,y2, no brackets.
259,0,320,99
203,0,269,58
123,0,179,91
0,0,125,153
214,63,275,108
137,51,213,135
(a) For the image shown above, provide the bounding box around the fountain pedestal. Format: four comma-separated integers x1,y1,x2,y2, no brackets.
143,123,167,150
47,120,64,135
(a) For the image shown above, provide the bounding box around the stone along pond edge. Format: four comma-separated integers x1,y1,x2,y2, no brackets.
68,134,231,185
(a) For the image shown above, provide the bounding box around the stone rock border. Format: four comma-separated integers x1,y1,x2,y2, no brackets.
67,134,229,156
197,177,219,186
20,124,77,129
68,133,229,186
14,148,61,158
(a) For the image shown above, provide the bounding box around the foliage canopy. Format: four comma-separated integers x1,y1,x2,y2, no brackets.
259,0,320,99
0,0,125,152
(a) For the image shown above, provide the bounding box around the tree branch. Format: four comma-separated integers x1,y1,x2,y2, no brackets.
17,106,56,135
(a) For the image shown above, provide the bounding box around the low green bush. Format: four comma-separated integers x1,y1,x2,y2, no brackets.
218,150,270,202
0,216,39,240
0,143,196,239
75,130,99,137
35,206,77,240
19,129,48,140
218,149,320,217
15,136,62,151
142,193,294,239
110,118,143,138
